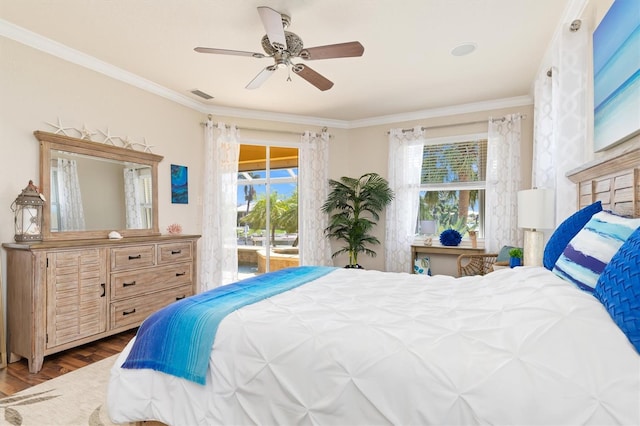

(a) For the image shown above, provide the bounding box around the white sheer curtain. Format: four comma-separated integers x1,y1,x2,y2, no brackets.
123,168,143,229
200,119,239,291
532,20,589,223
385,127,425,273
298,130,333,266
56,158,85,231
485,114,523,252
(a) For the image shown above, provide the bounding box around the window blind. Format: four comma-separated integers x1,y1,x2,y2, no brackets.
421,139,488,186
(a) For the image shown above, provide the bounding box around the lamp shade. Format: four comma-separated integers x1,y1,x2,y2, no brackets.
517,188,554,230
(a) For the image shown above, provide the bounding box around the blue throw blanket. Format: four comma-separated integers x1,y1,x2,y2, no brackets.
122,266,336,385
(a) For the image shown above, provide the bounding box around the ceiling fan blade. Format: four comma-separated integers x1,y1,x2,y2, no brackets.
300,41,364,60
246,66,276,90
292,64,334,91
194,47,266,58
257,6,286,50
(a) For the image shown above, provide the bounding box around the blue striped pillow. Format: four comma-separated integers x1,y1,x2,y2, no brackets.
552,211,640,292
543,201,602,270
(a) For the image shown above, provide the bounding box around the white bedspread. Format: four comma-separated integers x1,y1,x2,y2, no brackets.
107,267,640,425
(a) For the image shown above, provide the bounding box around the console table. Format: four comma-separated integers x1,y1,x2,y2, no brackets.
411,243,486,276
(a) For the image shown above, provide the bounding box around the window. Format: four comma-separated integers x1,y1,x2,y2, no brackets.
418,134,488,238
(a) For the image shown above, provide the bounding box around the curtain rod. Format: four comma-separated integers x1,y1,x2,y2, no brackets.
200,115,328,137
388,113,527,134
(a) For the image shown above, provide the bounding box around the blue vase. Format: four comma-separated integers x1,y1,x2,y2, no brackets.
509,257,521,268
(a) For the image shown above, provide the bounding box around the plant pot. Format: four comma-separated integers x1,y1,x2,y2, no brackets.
344,264,364,269
509,257,521,268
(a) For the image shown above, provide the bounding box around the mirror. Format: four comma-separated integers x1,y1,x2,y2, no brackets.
36,131,163,240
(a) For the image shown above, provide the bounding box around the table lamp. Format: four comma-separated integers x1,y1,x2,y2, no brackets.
517,188,554,266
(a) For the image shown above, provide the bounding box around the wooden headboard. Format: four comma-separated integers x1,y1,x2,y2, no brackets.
566,147,640,218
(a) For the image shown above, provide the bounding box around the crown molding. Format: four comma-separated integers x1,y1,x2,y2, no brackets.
0,19,346,128
348,95,533,129
202,104,350,128
1,18,533,131
0,19,210,113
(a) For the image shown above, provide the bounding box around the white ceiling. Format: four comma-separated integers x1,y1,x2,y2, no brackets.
1,0,571,123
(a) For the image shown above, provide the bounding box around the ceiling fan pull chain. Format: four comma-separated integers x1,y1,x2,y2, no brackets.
287,65,292,82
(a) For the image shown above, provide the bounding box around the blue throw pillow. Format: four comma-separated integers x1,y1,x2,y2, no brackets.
543,201,602,270
553,211,640,292
497,245,518,262
594,226,640,353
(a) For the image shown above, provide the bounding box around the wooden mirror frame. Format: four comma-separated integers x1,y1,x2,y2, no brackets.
36,130,163,241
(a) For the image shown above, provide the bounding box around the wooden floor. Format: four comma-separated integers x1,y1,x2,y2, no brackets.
0,328,137,397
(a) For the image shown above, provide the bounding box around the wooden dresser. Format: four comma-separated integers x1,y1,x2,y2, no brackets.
2,234,200,373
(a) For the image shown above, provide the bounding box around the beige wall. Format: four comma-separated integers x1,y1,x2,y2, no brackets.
3,0,625,279
0,37,204,241
0,35,534,278
0,37,352,277
335,106,534,270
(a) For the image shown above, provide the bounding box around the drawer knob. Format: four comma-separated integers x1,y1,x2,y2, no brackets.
128,254,142,260
122,308,136,316
171,249,182,255
123,281,136,287
100,283,106,297
175,272,186,277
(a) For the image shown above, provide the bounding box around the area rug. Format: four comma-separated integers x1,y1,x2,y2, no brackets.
0,355,125,426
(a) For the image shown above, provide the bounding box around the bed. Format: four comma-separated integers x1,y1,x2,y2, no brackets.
107,148,640,425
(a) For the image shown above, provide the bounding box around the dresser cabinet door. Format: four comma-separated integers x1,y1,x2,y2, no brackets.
46,248,107,347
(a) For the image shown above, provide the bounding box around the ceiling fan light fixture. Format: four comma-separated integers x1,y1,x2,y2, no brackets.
450,42,477,57
195,6,364,91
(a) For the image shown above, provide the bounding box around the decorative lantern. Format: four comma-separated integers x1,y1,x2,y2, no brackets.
11,180,45,242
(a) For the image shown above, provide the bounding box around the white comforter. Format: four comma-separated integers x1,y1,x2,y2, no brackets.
107,267,640,425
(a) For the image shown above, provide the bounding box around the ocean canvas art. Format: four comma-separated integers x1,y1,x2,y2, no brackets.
171,164,188,204
593,0,640,151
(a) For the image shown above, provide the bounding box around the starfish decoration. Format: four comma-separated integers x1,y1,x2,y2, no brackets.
97,128,119,146
139,137,154,153
119,136,135,150
44,117,74,136
76,124,96,141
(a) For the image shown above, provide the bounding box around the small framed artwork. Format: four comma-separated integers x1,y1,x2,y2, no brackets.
171,164,188,204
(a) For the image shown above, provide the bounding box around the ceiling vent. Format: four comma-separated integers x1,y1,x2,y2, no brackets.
190,89,213,100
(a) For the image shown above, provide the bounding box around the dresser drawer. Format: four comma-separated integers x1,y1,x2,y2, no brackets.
157,242,193,264
110,262,192,300
111,245,155,271
110,284,193,329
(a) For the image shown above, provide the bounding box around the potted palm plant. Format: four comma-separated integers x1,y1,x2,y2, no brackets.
322,173,394,268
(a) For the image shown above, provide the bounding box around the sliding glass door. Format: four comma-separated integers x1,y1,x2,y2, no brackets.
237,144,298,277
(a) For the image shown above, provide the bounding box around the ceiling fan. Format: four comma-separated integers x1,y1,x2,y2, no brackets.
194,6,364,91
